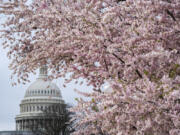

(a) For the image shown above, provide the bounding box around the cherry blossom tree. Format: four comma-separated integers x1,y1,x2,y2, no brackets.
0,0,180,135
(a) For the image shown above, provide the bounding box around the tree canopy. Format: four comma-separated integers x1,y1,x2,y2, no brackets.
0,0,180,135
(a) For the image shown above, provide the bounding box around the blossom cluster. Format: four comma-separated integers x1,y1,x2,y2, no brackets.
0,0,180,134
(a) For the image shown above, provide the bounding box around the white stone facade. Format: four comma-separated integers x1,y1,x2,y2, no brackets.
15,66,64,132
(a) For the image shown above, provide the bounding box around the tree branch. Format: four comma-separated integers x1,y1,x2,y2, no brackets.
136,69,142,78
112,53,125,64
166,9,176,21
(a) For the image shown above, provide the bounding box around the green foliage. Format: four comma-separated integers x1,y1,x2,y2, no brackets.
143,70,149,76
91,98,95,103
169,64,180,78
92,105,99,112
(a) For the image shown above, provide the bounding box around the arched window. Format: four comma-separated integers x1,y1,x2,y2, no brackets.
56,105,59,112
41,106,43,111
52,106,54,111
37,106,39,111
59,107,61,114
33,106,35,111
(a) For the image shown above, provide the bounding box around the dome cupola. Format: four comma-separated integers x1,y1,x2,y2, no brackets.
24,66,62,99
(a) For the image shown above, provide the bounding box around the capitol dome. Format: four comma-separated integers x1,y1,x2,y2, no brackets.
15,66,64,131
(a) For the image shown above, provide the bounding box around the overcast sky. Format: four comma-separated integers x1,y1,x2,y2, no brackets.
0,41,93,131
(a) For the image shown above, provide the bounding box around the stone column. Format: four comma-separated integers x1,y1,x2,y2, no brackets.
25,119,28,130
21,120,23,130
27,120,31,130
33,119,36,129
24,120,26,130
22,120,24,130
20,120,22,130
17,121,19,131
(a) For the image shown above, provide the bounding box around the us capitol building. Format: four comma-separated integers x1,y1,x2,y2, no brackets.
0,66,65,135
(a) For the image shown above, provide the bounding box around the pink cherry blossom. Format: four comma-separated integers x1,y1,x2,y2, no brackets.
0,0,179,134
